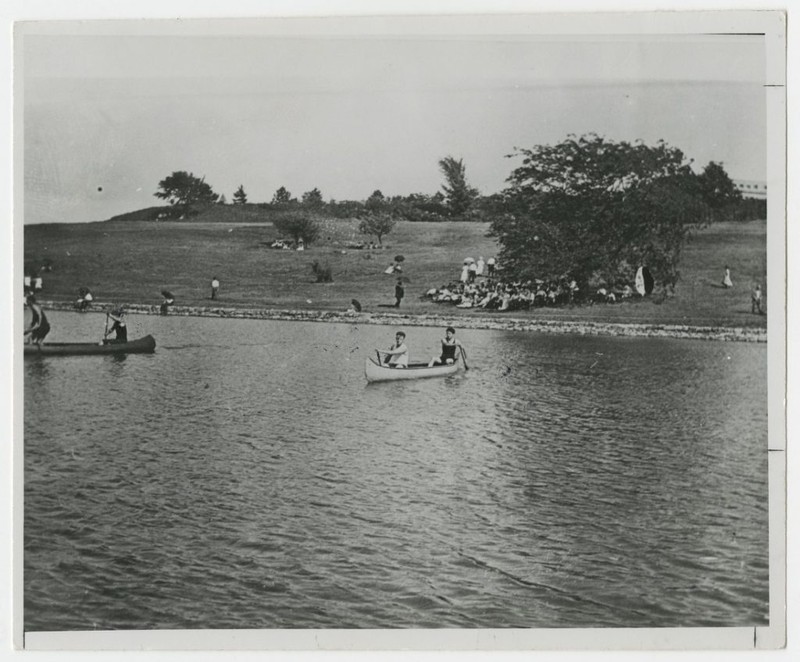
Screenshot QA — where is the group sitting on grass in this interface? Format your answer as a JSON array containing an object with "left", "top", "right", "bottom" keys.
[{"left": 424, "top": 278, "right": 638, "bottom": 311}]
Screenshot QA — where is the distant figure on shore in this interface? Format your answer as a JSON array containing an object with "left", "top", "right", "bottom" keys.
[
  {"left": 160, "top": 290, "right": 175, "bottom": 315},
  {"left": 376, "top": 331, "right": 408, "bottom": 368},
  {"left": 24, "top": 293, "right": 50, "bottom": 346},
  {"left": 486, "top": 256, "right": 496, "bottom": 278},
  {"left": 76, "top": 287, "right": 93, "bottom": 311},
  {"left": 428, "top": 326, "right": 465, "bottom": 367},
  {"left": 211, "top": 276, "right": 220, "bottom": 300},
  {"left": 105, "top": 308, "right": 128, "bottom": 344},
  {"left": 752, "top": 284, "right": 764, "bottom": 315},
  {"left": 722, "top": 265, "right": 733, "bottom": 288},
  {"left": 394, "top": 279, "right": 405, "bottom": 308}
]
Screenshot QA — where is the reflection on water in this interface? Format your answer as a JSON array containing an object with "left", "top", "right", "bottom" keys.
[{"left": 24, "top": 311, "right": 768, "bottom": 630}]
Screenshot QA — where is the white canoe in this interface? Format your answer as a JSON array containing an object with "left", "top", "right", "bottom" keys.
[{"left": 365, "top": 357, "right": 459, "bottom": 383}]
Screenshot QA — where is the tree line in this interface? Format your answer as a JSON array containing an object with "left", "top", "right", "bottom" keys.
[{"left": 154, "top": 135, "right": 760, "bottom": 293}]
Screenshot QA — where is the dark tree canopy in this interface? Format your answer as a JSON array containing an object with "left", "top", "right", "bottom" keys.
[
  {"left": 491, "top": 134, "right": 713, "bottom": 290},
  {"left": 271, "top": 210, "right": 321, "bottom": 246},
  {"left": 271, "top": 186, "right": 294, "bottom": 205},
  {"left": 697, "top": 161, "right": 742, "bottom": 209},
  {"left": 154, "top": 171, "right": 219, "bottom": 211},
  {"left": 301, "top": 188, "right": 324, "bottom": 208},
  {"left": 438, "top": 156, "right": 479, "bottom": 218},
  {"left": 232, "top": 185, "right": 248, "bottom": 205},
  {"left": 358, "top": 212, "right": 397, "bottom": 246},
  {"left": 365, "top": 190, "right": 388, "bottom": 214}
]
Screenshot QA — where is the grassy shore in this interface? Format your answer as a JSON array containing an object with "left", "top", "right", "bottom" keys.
[{"left": 24, "top": 215, "right": 767, "bottom": 334}]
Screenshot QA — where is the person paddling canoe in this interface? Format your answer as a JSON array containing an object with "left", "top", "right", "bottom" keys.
[
  {"left": 104, "top": 308, "right": 128, "bottom": 344},
  {"left": 428, "top": 326, "right": 467, "bottom": 368},
  {"left": 24, "top": 293, "right": 51, "bottom": 346},
  {"left": 376, "top": 331, "right": 408, "bottom": 368}
]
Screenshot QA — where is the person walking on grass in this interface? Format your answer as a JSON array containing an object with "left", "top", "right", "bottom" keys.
[
  {"left": 394, "top": 278, "right": 404, "bottom": 308},
  {"left": 211, "top": 276, "right": 220, "bottom": 300},
  {"left": 160, "top": 290, "right": 175, "bottom": 315},
  {"left": 722, "top": 265, "right": 733, "bottom": 288},
  {"left": 752, "top": 284, "right": 764, "bottom": 315}
]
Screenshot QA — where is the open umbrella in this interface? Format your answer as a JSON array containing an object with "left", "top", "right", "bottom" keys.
[
  {"left": 463, "top": 257, "right": 475, "bottom": 264},
  {"left": 394, "top": 255, "right": 405, "bottom": 263},
  {"left": 350, "top": 299, "right": 362, "bottom": 312},
  {"left": 396, "top": 275, "right": 412, "bottom": 284},
  {"left": 161, "top": 290, "right": 174, "bottom": 300}
]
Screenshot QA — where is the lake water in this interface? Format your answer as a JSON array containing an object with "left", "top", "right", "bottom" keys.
[{"left": 23, "top": 311, "right": 769, "bottom": 630}]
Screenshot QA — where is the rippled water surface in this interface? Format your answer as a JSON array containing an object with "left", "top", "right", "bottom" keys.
[{"left": 23, "top": 312, "right": 769, "bottom": 630}]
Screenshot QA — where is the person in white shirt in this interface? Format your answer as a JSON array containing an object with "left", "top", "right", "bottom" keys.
[{"left": 376, "top": 331, "right": 409, "bottom": 368}]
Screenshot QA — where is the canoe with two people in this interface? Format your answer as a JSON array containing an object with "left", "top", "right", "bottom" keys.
[{"left": 367, "top": 327, "right": 468, "bottom": 382}]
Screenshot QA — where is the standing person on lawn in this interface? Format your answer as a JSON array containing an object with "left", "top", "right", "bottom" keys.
[{"left": 394, "top": 278, "right": 404, "bottom": 308}]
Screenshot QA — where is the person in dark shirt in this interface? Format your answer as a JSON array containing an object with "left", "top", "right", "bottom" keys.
[
  {"left": 394, "top": 279, "right": 404, "bottom": 308},
  {"left": 105, "top": 308, "right": 128, "bottom": 344},
  {"left": 24, "top": 293, "right": 51, "bottom": 346},
  {"left": 428, "top": 326, "right": 465, "bottom": 366}
]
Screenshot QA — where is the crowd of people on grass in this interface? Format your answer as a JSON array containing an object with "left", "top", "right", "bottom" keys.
[{"left": 425, "top": 277, "right": 590, "bottom": 311}]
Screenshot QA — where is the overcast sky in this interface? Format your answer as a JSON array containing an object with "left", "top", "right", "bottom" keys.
[{"left": 21, "top": 27, "right": 767, "bottom": 224}]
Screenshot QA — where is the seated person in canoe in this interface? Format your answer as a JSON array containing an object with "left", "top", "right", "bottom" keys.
[
  {"left": 24, "top": 293, "right": 51, "bottom": 346},
  {"left": 428, "top": 326, "right": 466, "bottom": 367},
  {"left": 105, "top": 308, "right": 128, "bottom": 344},
  {"left": 376, "top": 331, "right": 409, "bottom": 368}
]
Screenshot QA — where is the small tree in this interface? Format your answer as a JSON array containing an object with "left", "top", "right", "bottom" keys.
[
  {"left": 439, "top": 156, "right": 479, "bottom": 218},
  {"left": 301, "top": 188, "right": 324, "bottom": 208},
  {"left": 358, "top": 212, "right": 397, "bottom": 246},
  {"left": 272, "top": 210, "right": 322, "bottom": 247},
  {"left": 154, "top": 171, "right": 219, "bottom": 215},
  {"left": 233, "top": 185, "right": 248, "bottom": 205},
  {"left": 271, "top": 186, "right": 293, "bottom": 205}
]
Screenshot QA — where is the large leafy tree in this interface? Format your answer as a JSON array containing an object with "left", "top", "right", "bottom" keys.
[
  {"left": 271, "top": 211, "right": 321, "bottom": 246},
  {"left": 491, "top": 134, "right": 710, "bottom": 290},
  {"left": 358, "top": 212, "right": 397, "bottom": 246},
  {"left": 154, "top": 171, "right": 219, "bottom": 213},
  {"left": 438, "top": 156, "right": 479, "bottom": 218}
]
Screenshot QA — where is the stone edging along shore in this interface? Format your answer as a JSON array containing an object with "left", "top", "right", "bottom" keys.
[{"left": 43, "top": 300, "right": 767, "bottom": 343}]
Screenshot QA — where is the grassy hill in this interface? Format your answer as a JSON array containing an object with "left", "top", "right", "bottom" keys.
[{"left": 23, "top": 211, "right": 768, "bottom": 329}]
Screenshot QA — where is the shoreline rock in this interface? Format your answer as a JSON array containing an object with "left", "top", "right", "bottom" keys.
[{"left": 43, "top": 300, "right": 767, "bottom": 343}]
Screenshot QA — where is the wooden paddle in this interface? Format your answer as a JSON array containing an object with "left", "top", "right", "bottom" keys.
[{"left": 460, "top": 346, "right": 470, "bottom": 371}]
